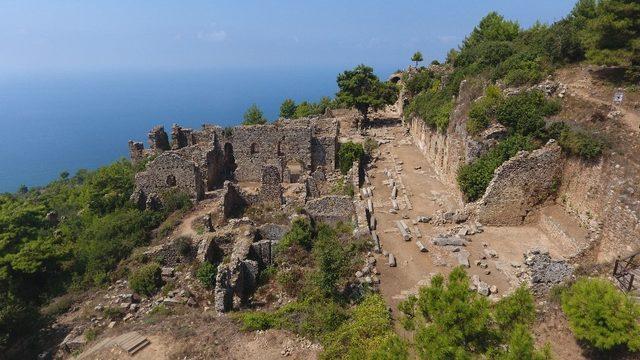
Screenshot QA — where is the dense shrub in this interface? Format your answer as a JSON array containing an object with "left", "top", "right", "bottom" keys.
[
  {"left": 561, "top": 278, "right": 640, "bottom": 352},
  {"left": 546, "top": 122, "right": 603, "bottom": 160},
  {"left": 160, "top": 191, "right": 192, "bottom": 214},
  {"left": 403, "top": 70, "right": 435, "bottom": 96},
  {"left": 0, "top": 159, "right": 172, "bottom": 349},
  {"left": 494, "top": 285, "right": 535, "bottom": 334},
  {"left": 414, "top": 267, "right": 492, "bottom": 358},
  {"left": 495, "top": 90, "right": 561, "bottom": 137},
  {"left": 337, "top": 142, "right": 365, "bottom": 175},
  {"left": 457, "top": 135, "right": 535, "bottom": 201},
  {"left": 129, "top": 263, "right": 162, "bottom": 296},
  {"left": 322, "top": 294, "right": 408, "bottom": 360},
  {"left": 467, "top": 85, "right": 503, "bottom": 135},
  {"left": 311, "top": 225, "right": 351, "bottom": 297},
  {"left": 277, "top": 217, "right": 314, "bottom": 251},
  {"left": 196, "top": 261, "right": 218, "bottom": 289},
  {"left": 279, "top": 98, "right": 297, "bottom": 119},
  {"left": 495, "top": 52, "right": 548, "bottom": 86},
  {"left": 404, "top": 85, "right": 454, "bottom": 132},
  {"left": 503, "top": 324, "right": 552, "bottom": 360}
]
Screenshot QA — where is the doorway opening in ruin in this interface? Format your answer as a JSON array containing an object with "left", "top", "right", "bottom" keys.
[
  {"left": 286, "top": 159, "right": 304, "bottom": 183},
  {"left": 277, "top": 138, "right": 285, "bottom": 157},
  {"left": 250, "top": 143, "right": 259, "bottom": 154},
  {"left": 166, "top": 174, "right": 176, "bottom": 186},
  {"left": 223, "top": 143, "right": 237, "bottom": 181}
]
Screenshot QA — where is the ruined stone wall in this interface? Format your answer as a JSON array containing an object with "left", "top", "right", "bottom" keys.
[
  {"left": 304, "top": 195, "right": 355, "bottom": 224},
  {"left": 231, "top": 123, "right": 312, "bottom": 182},
  {"left": 222, "top": 181, "right": 250, "bottom": 220},
  {"left": 408, "top": 80, "right": 484, "bottom": 198},
  {"left": 558, "top": 156, "right": 640, "bottom": 262},
  {"left": 260, "top": 165, "right": 283, "bottom": 205},
  {"left": 128, "top": 141, "right": 145, "bottom": 164},
  {"left": 131, "top": 153, "right": 204, "bottom": 208},
  {"left": 148, "top": 126, "right": 171, "bottom": 151},
  {"left": 476, "top": 141, "right": 563, "bottom": 226},
  {"left": 310, "top": 118, "right": 339, "bottom": 170},
  {"left": 175, "top": 144, "right": 218, "bottom": 191}
]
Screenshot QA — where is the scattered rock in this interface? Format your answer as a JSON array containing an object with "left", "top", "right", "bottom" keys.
[
  {"left": 456, "top": 250, "right": 470, "bottom": 268},
  {"left": 431, "top": 235, "right": 468, "bottom": 247},
  {"left": 416, "top": 216, "right": 432, "bottom": 223}
]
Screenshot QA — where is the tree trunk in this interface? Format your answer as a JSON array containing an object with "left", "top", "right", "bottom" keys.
[{"left": 360, "top": 109, "right": 369, "bottom": 133}]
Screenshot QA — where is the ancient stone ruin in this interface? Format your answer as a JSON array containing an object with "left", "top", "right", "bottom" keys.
[{"left": 129, "top": 118, "right": 339, "bottom": 209}]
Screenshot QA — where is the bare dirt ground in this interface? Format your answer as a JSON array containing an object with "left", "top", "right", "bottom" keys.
[
  {"left": 367, "top": 124, "right": 579, "bottom": 308},
  {"left": 77, "top": 312, "right": 319, "bottom": 360},
  {"left": 556, "top": 66, "right": 640, "bottom": 132}
]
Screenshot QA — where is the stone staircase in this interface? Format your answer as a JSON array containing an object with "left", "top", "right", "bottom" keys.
[{"left": 78, "top": 331, "right": 150, "bottom": 359}]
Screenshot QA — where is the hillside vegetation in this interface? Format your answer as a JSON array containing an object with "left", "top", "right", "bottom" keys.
[
  {"left": 0, "top": 160, "right": 189, "bottom": 350},
  {"left": 404, "top": 0, "right": 635, "bottom": 201}
]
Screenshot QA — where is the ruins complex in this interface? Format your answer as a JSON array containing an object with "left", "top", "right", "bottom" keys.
[{"left": 129, "top": 118, "right": 339, "bottom": 210}]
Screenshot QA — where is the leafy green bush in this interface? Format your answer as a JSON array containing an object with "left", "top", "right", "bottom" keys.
[
  {"left": 400, "top": 267, "right": 545, "bottom": 359},
  {"left": 239, "top": 311, "right": 281, "bottom": 331},
  {"left": 496, "top": 90, "right": 561, "bottom": 137},
  {"left": 330, "top": 177, "right": 355, "bottom": 197},
  {"left": 102, "top": 306, "right": 126, "bottom": 320},
  {"left": 467, "top": 85, "right": 503, "bottom": 135},
  {"left": 160, "top": 191, "right": 192, "bottom": 214},
  {"left": 503, "top": 324, "right": 552, "bottom": 360},
  {"left": 196, "top": 261, "right": 218, "bottom": 289},
  {"left": 277, "top": 217, "right": 314, "bottom": 251},
  {"left": 311, "top": 225, "right": 351, "bottom": 297},
  {"left": 403, "top": 70, "right": 435, "bottom": 96},
  {"left": 129, "top": 262, "right": 162, "bottom": 296},
  {"left": 337, "top": 142, "right": 365, "bottom": 175},
  {"left": 322, "top": 294, "right": 408, "bottom": 360},
  {"left": 561, "top": 278, "right": 640, "bottom": 352},
  {"left": 363, "top": 137, "right": 378, "bottom": 156},
  {"left": 494, "top": 285, "right": 535, "bottom": 334},
  {"left": 457, "top": 135, "right": 535, "bottom": 201},
  {"left": 404, "top": 84, "right": 454, "bottom": 132},
  {"left": 546, "top": 122, "right": 603, "bottom": 160},
  {"left": 495, "top": 52, "right": 548, "bottom": 86},
  {"left": 414, "top": 267, "right": 492, "bottom": 358}
]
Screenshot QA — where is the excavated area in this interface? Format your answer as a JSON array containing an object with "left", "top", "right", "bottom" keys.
[{"left": 366, "top": 123, "right": 586, "bottom": 311}]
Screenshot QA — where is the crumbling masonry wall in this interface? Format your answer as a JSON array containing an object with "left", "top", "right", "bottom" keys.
[
  {"left": 131, "top": 152, "right": 204, "bottom": 208},
  {"left": 558, "top": 155, "right": 640, "bottom": 262},
  {"left": 129, "top": 118, "right": 339, "bottom": 203},
  {"left": 230, "top": 123, "right": 312, "bottom": 182},
  {"left": 476, "top": 141, "right": 563, "bottom": 226},
  {"left": 408, "top": 79, "right": 485, "bottom": 203}
]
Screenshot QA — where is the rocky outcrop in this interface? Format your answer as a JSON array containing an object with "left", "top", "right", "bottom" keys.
[{"left": 214, "top": 229, "right": 259, "bottom": 313}]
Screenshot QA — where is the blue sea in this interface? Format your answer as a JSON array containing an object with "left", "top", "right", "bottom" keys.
[{"left": 0, "top": 67, "right": 392, "bottom": 192}]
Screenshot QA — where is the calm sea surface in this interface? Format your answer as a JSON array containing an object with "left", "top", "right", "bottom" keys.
[{"left": 0, "top": 67, "right": 392, "bottom": 192}]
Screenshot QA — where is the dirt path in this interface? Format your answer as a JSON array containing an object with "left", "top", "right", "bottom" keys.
[
  {"left": 368, "top": 125, "right": 509, "bottom": 309},
  {"left": 557, "top": 67, "right": 640, "bottom": 131}
]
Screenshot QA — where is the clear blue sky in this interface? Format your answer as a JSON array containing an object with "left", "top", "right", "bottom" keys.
[{"left": 0, "top": 0, "right": 576, "bottom": 74}]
